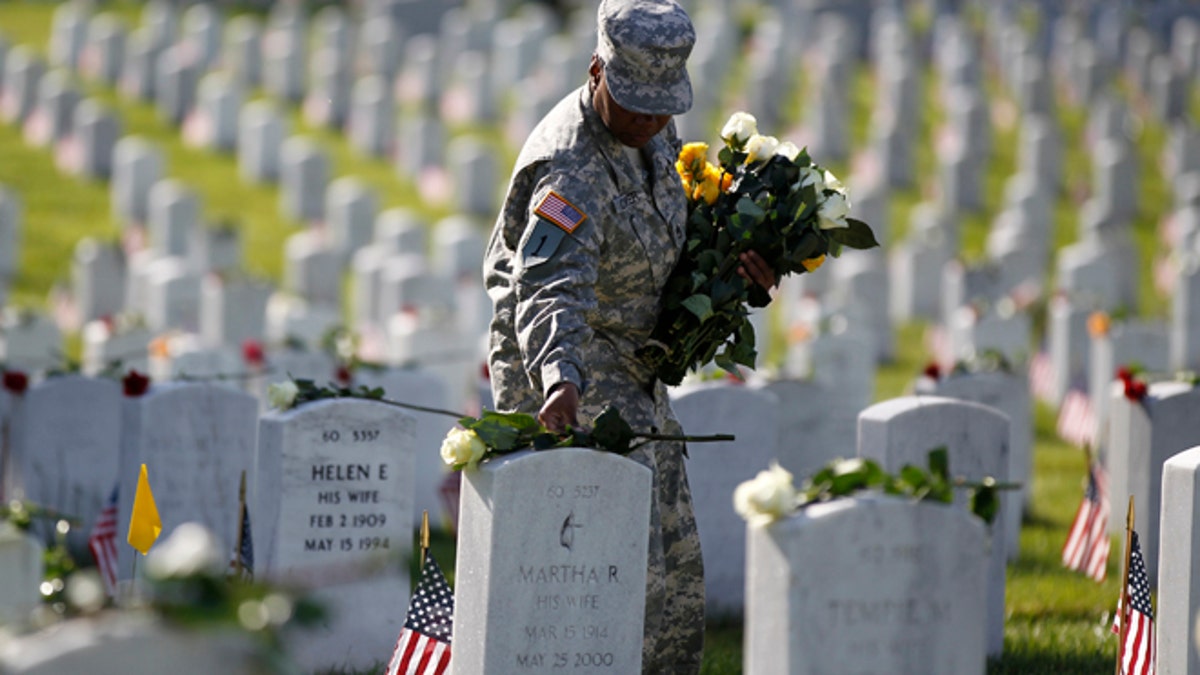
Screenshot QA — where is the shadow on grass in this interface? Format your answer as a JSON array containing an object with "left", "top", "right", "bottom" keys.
[{"left": 988, "top": 652, "right": 1111, "bottom": 675}]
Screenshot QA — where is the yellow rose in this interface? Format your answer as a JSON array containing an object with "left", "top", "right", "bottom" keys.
[
  {"left": 801, "top": 254, "right": 826, "bottom": 272},
  {"left": 720, "top": 171, "right": 733, "bottom": 192},
  {"left": 440, "top": 427, "right": 487, "bottom": 469},
  {"left": 693, "top": 164, "right": 723, "bottom": 205},
  {"left": 677, "top": 142, "right": 709, "bottom": 178}
]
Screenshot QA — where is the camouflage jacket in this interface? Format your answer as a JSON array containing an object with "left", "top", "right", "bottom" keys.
[{"left": 484, "top": 86, "right": 687, "bottom": 433}]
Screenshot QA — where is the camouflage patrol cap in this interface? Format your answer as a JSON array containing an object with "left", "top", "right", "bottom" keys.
[{"left": 596, "top": 0, "right": 695, "bottom": 116}]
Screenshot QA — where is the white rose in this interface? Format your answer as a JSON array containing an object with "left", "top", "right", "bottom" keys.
[
  {"left": 733, "top": 461, "right": 798, "bottom": 525},
  {"left": 743, "top": 134, "right": 779, "bottom": 164},
  {"left": 823, "top": 169, "right": 846, "bottom": 194},
  {"left": 145, "top": 522, "right": 224, "bottom": 579},
  {"left": 795, "top": 166, "right": 825, "bottom": 193},
  {"left": 818, "top": 192, "right": 851, "bottom": 230},
  {"left": 267, "top": 380, "right": 299, "bottom": 410},
  {"left": 335, "top": 332, "right": 357, "bottom": 362},
  {"left": 440, "top": 427, "right": 487, "bottom": 469},
  {"left": 720, "top": 111, "right": 758, "bottom": 147},
  {"left": 775, "top": 141, "right": 800, "bottom": 161}
]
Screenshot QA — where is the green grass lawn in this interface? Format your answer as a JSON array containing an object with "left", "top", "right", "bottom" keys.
[{"left": 0, "top": 2, "right": 1169, "bottom": 673}]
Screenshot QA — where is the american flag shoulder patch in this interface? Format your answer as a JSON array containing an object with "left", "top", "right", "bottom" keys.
[{"left": 535, "top": 190, "right": 587, "bottom": 234}]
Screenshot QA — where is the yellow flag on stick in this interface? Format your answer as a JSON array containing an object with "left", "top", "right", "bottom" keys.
[{"left": 127, "top": 464, "right": 162, "bottom": 554}]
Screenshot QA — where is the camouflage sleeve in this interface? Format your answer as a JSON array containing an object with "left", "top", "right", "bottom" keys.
[{"left": 512, "top": 176, "right": 601, "bottom": 398}]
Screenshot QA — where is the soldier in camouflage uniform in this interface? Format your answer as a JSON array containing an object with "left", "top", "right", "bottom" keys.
[{"left": 483, "top": 0, "right": 774, "bottom": 671}]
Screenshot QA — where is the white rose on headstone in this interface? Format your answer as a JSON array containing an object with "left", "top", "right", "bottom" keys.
[
  {"left": 743, "top": 134, "right": 779, "bottom": 164},
  {"left": 720, "top": 111, "right": 758, "bottom": 146},
  {"left": 440, "top": 427, "right": 486, "bottom": 469},
  {"left": 733, "top": 461, "right": 798, "bottom": 526},
  {"left": 145, "top": 522, "right": 224, "bottom": 579},
  {"left": 818, "top": 192, "right": 851, "bottom": 230},
  {"left": 267, "top": 380, "right": 299, "bottom": 410}
]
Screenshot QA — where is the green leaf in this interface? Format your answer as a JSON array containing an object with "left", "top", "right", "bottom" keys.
[
  {"left": 681, "top": 294, "right": 714, "bottom": 321},
  {"left": 746, "top": 283, "right": 771, "bottom": 308},
  {"left": 971, "top": 485, "right": 1000, "bottom": 524},
  {"left": 730, "top": 339, "right": 757, "bottom": 369},
  {"left": 532, "top": 433, "right": 560, "bottom": 450},
  {"left": 697, "top": 249, "right": 723, "bottom": 275},
  {"left": 824, "top": 218, "right": 880, "bottom": 250},
  {"left": 462, "top": 410, "right": 541, "bottom": 451},
  {"left": 713, "top": 351, "right": 740, "bottom": 379},
  {"left": 736, "top": 196, "right": 766, "bottom": 221},
  {"left": 590, "top": 407, "right": 637, "bottom": 454},
  {"left": 927, "top": 447, "right": 949, "bottom": 481},
  {"left": 467, "top": 420, "right": 522, "bottom": 451},
  {"left": 898, "top": 465, "right": 928, "bottom": 489}
]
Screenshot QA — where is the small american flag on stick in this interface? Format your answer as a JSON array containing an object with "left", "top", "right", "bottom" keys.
[
  {"left": 1056, "top": 389, "right": 1096, "bottom": 448},
  {"left": 88, "top": 485, "right": 119, "bottom": 595},
  {"left": 1112, "top": 531, "right": 1155, "bottom": 675},
  {"left": 1061, "top": 462, "right": 1110, "bottom": 582},
  {"left": 385, "top": 551, "right": 454, "bottom": 675}
]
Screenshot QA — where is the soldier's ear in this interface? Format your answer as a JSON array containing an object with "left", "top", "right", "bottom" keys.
[{"left": 588, "top": 54, "right": 602, "bottom": 89}]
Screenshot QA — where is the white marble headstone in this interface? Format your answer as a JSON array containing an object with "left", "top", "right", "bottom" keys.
[
  {"left": 454, "top": 448, "right": 651, "bottom": 675},
  {"left": 115, "top": 383, "right": 258, "bottom": 577},
  {"left": 257, "top": 398, "right": 416, "bottom": 672},
  {"left": 755, "top": 378, "right": 855, "bottom": 483},
  {"left": 0, "top": 524, "right": 43, "bottom": 626},
  {"left": 1106, "top": 380, "right": 1200, "bottom": 585},
  {"left": 11, "top": 376, "right": 122, "bottom": 552},
  {"left": 353, "top": 367, "right": 458, "bottom": 528},
  {"left": 745, "top": 496, "right": 987, "bottom": 675},
  {"left": 672, "top": 383, "right": 779, "bottom": 617},
  {"left": 0, "top": 611, "right": 278, "bottom": 674},
  {"left": 913, "top": 371, "right": 1031, "bottom": 561},
  {"left": 0, "top": 311, "right": 61, "bottom": 375},
  {"left": 1157, "top": 445, "right": 1200, "bottom": 674},
  {"left": 857, "top": 395, "right": 1009, "bottom": 656}
]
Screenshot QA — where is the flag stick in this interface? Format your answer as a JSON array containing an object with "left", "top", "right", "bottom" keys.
[
  {"left": 420, "top": 510, "right": 430, "bottom": 564},
  {"left": 1115, "top": 495, "right": 1135, "bottom": 675},
  {"left": 233, "top": 470, "right": 247, "bottom": 578},
  {"left": 0, "top": 417, "right": 10, "bottom": 503}
]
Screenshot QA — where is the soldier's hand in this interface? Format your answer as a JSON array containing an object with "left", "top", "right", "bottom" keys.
[
  {"left": 538, "top": 382, "right": 580, "bottom": 432},
  {"left": 738, "top": 250, "right": 777, "bottom": 291}
]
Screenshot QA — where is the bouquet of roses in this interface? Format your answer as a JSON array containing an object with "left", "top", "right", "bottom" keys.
[{"left": 637, "top": 112, "right": 879, "bottom": 385}]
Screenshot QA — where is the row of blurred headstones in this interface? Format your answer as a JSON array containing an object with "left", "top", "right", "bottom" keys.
[
  {"left": 3, "top": 354, "right": 1200, "bottom": 671},
  {"left": 4, "top": 0, "right": 1200, "bottom": 392}
]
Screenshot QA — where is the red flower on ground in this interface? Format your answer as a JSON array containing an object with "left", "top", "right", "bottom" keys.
[
  {"left": 1116, "top": 366, "right": 1134, "bottom": 383},
  {"left": 242, "top": 339, "right": 265, "bottom": 368},
  {"left": 123, "top": 370, "right": 150, "bottom": 397},
  {"left": 923, "top": 363, "right": 941, "bottom": 380},
  {"left": 335, "top": 365, "right": 352, "bottom": 386},
  {"left": 2, "top": 371, "right": 28, "bottom": 395},
  {"left": 1123, "top": 377, "right": 1147, "bottom": 402}
]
